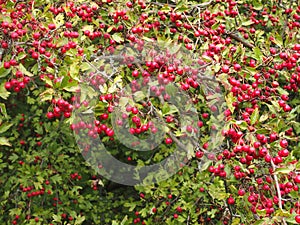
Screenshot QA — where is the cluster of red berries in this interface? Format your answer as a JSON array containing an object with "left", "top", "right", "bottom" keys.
[
  {"left": 70, "top": 172, "right": 82, "bottom": 180},
  {"left": 4, "top": 69, "right": 31, "bottom": 93},
  {"left": 46, "top": 98, "right": 73, "bottom": 119}
]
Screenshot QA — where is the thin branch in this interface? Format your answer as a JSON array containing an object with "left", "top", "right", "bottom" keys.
[
  {"left": 227, "top": 32, "right": 254, "bottom": 49},
  {"left": 271, "top": 160, "right": 287, "bottom": 225},
  {"left": 151, "top": 0, "right": 212, "bottom": 8}
]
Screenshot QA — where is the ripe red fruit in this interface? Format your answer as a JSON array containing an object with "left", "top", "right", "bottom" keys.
[
  {"left": 105, "top": 128, "right": 114, "bottom": 137},
  {"left": 222, "top": 65, "right": 230, "bottom": 73},
  {"left": 295, "top": 215, "right": 300, "bottom": 223},
  {"left": 132, "top": 70, "right": 139, "bottom": 77},
  {"left": 227, "top": 197, "right": 235, "bottom": 205},
  {"left": 233, "top": 63, "right": 241, "bottom": 71},
  {"left": 126, "top": 2, "right": 133, "bottom": 8},
  {"left": 195, "top": 151, "right": 203, "bottom": 158},
  {"left": 270, "top": 47, "right": 276, "bottom": 54},
  {"left": 194, "top": 31, "right": 200, "bottom": 37},
  {"left": 4, "top": 82, "right": 11, "bottom": 90},
  {"left": 165, "top": 137, "right": 173, "bottom": 145},
  {"left": 31, "top": 52, "right": 39, "bottom": 59},
  {"left": 197, "top": 121, "right": 203, "bottom": 127},
  {"left": 48, "top": 23, "right": 56, "bottom": 30},
  {"left": 46, "top": 112, "right": 54, "bottom": 119},
  {"left": 238, "top": 189, "right": 245, "bottom": 196},
  {"left": 185, "top": 43, "right": 193, "bottom": 50},
  {"left": 176, "top": 206, "right": 182, "bottom": 212},
  {"left": 186, "top": 125, "right": 193, "bottom": 133},
  {"left": 278, "top": 149, "right": 289, "bottom": 157},
  {"left": 173, "top": 214, "right": 178, "bottom": 219},
  {"left": 294, "top": 175, "right": 300, "bottom": 184},
  {"left": 33, "top": 32, "right": 40, "bottom": 40},
  {"left": 280, "top": 139, "right": 288, "bottom": 148},
  {"left": 131, "top": 107, "right": 139, "bottom": 114},
  {"left": 4, "top": 62, "right": 10, "bottom": 69}
]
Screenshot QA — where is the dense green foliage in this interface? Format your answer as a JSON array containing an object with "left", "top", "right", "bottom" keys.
[{"left": 1, "top": 0, "right": 300, "bottom": 224}]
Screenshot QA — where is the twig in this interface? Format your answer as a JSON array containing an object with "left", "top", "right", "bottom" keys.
[
  {"left": 151, "top": 0, "right": 212, "bottom": 8},
  {"left": 160, "top": 192, "right": 182, "bottom": 219},
  {"left": 223, "top": 179, "right": 233, "bottom": 223},
  {"left": 227, "top": 32, "right": 254, "bottom": 49},
  {"left": 270, "top": 160, "right": 287, "bottom": 225},
  {"left": 186, "top": 213, "right": 190, "bottom": 225},
  {"left": 82, "top": 56, "right": 113, "bottom": 82}
]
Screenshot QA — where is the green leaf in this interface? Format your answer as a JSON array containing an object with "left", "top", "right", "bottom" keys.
[
  {"left": 54, "top": 13, "right": 65, "bottom": 27},
  {"left": 225, "top": 92, "right": 236, "bottom": 113},
  {"left": 274, "top": 167, "right": 293, "bottom": 175},
  {"left": 112, "top": 33, "right": 124, "bottom": 43},
  {"left": 250, "top": 108, "right": 259, "bottom": 125},
  {"left": 50, "top": 174, "right": 62, "bottom": 184},
  {"left": 0, "top": 103, "right": 8, "bottom": 118},
  {"left": 211, "top": 22, "right": 219, "bottom": 30},
  {"left": 253, "top": 46, "right": 263, "bottom": 62},
  {"left": 0, "top": 122, "right": 13, "bottom": 134},
  {"left": 80, "top": 62, "right": 91, "bottom": 71},
  {"left": 272, "top": 32, "right": 283, "bottom": 47},
  {"left": 133, "top": 91, "right": 146, "bottom": 102},
  {"left": 163, "top": 105, "right": 178, "bottom": 115},
  {"left": 242, "top": 20, "right": 254, "bottom": 26},
  {"left": 169, "top": 44, "right": 181, "bottom": 54},
  {"left": 63, "top": 86, "right": 79, "bottom": 92},
  {"left": 0, "top": 82, "right": 10, "bottom": 100},
  {"left": 259, "top": 114, "right": 268, "bottom": 122},
  {"left": 16, "top": 52, "right": 27, "bottom": 61},
  {"left": 74, "top": 215, "right": 85, "bottom": 225},
  {"left": 277, "top": 87, "right": 289, "bottom": 96},
  {"left": 70, "top": 62, "right": 80, "bottom": 80},
  {"left": 18, "top": 63, "right": 34, "bottom": 77},
  {"left": 124, "top": 202, "right": 136, "bottom": 211},
  {"left": 252, "top": 0, "right": 263, "bottom": 10},
  {"left": 165, "top": 83, "right": 178, "bottom": 97},
  {"left": 253, "top": 218, "right": 270, "bottom": 225},
  {"left": 82, "top": 25, "right": 94, "bottom": 33},
  {"left": 0, "top": 67, "right": 11, "bottom": 78},
  {"left": 0, "top": 137, "right": 11, "bottom": 146},
  {"left": 52, "top": 215, "right": 62, "bottom": 223},
  {"left": 120, "top": 215, "right": 128, "bottom": 225},
  {"left": 9, "top": 153, "right": 18, "bottom": 162},
  {"left": 232, "top": 218, "right": 241, "bottom": 225},
  {"left": 41, "top": 76, "right": 53, "bottom": 87}
]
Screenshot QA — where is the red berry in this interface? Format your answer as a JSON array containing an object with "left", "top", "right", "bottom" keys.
[
  {"left": 195, "top": 151, "right": 203, "bottom": 158},
  {"left": 46, "top": 112, "right": 54, "bottom": 119},
  {"left": 176, "top": 206, "right": 182, "bottom": 212},
  {"left": 227, "top": 197, "right": 235, "bottom": 205},
  {"left": 280, "top": 139, "right": 288, "bottom": 148},
  {"left": 238, "top": 189, "right": 245, "bottom": 196},
  {"left": 233, "top": 63, "right": 241, "bottom": 71},
  {"left": 48, "top": 23, "right": 56, "bottom": 30},
  {"left": 294, "top": 175, "right": 300, "bottom": 184},
  {"left": 4, "top": 82, "right": 12, "bottom": 90},
  {"left": 31, "top": 52, "right": 39, "bottom": 59},
  {"left": 4, "top": 61, "right": 10, "bottom": 69},
  {"left": 295, "top": 215, "right": 300, "bottom": 223},
  {"left": 222, "top": 65, "right": 230, "bottom": 73},
  {"left": 131, "top": 107, "right": 139, "bottom": 114},
  {"left": 165, "top": 137, "right": 173, "bottom": 145}
]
